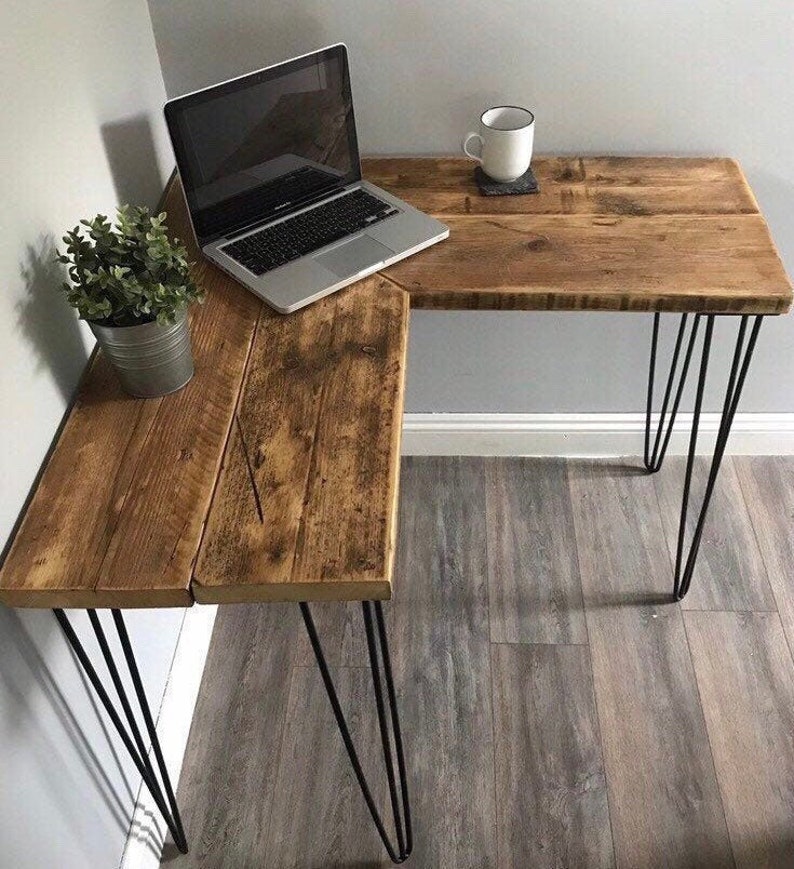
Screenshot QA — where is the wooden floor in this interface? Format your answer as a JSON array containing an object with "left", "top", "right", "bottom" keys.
[{"left": 164, "top": 457, "right": 794, "bottom": 869}]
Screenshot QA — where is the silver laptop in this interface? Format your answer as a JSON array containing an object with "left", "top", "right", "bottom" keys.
[{"left": 164, "top": 44, "right": 448, "bottom": 314}]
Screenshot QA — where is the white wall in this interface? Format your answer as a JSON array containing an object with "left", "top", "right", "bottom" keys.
[
  {"left": 0, "top": 3, "right": 186, "bottom": 867},
  {"left": 147, "top": 0, "right": 794, "bottom": 413}
]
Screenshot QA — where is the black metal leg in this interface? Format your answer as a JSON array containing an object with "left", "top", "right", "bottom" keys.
[
  {"left": 646, "top": 313, "right": 764, "bottom": 600},
  {"left": 53, "top": 609, "right": 188, "bottom": 854},
  {"left": 644, "top": 312, "right": 701, "bottom": 473},
  {"left": 672, "top": 314, "right": 763, "bottom": 600},
  {"left": 300, "top": 601, "right": 412, "bottom": 864}
]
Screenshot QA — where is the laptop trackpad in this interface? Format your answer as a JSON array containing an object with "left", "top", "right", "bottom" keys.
[{"left": 315, "top": 235, "right": 394, "bottom": 279}]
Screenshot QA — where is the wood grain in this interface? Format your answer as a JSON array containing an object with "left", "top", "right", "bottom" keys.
[
  {"left": 4, "top": 158, "right": 791, "bottom": 610},
  {"left": 166, "top": 457, "right": 794, "bottom": 868},
  {"left": 166, "top": 603, "right": 299, "bottom": 868},
  {"left": 485, "top": 458, "right": 586, "bottom": 644},
  {"left": 365, "top": 156, "right": 793, "bottom": 314},
  {"left": 735, "top": 457, "right": 794, "bottom": 656},
  {"left": 263, "top": 664, "right": 387, "bottom": 867},
  {"left": 383, "top": 212, "right": 792, "bottom": 314},
  {"left": 685, "top": 611, "right": 794, "bottom": 869},
  {"left": 0, "top": 176, "right": 261, "bottom": 608},
  {"left": 491, "top": 643, "right": 614, "bottom": 868},
  {"left": 568, "top": 460, "right": 734, "bottom": 868},
  {"left": 193, "top": 277, "right": 409, "bottom": 604},
  {"left": 654, "top": 457, "right": 776, "bottom": 612},
  {"left": 364, "top": 156, "right": 761, "bottom": 217},
  {"left": 389, "top": 457, "right": 498, "bottom": 867}
]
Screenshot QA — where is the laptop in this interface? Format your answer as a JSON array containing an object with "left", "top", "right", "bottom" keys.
[{"left": 164, "top": 44, "right": 449, "bottom": 314}]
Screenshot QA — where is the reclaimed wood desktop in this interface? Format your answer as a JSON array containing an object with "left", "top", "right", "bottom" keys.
[
  {"left": 0, "top": 177, "right": 408, "bottom": 610},
  {"left": 0, "top": 157, "right": 790, "bottom": 862}
]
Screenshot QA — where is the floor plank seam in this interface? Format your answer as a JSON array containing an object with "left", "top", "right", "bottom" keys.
[
  {"left": 681, "top": 606, "right": 778, "bottom": 614},
  {"left": 651, "top": 462, "right": 736, "bottom": 864},
  {"left": 168, "top": 457, "right": 794, "bottom": 868},
  {"left": 566, "top": 461, "right": 619, "bottom": 869},
  {"left": 734, "top": 459, "right": 794, "bottom": 668},
  {"left": 262, "top": 641, "right": 300, "bottom": 852},
  {"left": 482, "top": 459, "right": 502, "bottom": 869},
  {"left": 680, "top": 608, "right": 738, "bottom": 869},
  {"left": 489, "top": 640, "right": 590, "bottom": 648}
]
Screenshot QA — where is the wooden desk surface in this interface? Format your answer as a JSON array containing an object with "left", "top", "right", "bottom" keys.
[
  {"left": 1, "top": 156, "right": 790, "bottom": 609},
  {"left": 365, "top": 156, "right": 793, "bottom": 314},
  {"left": 0, "top": 176, "right": 407, "bottom": 608}
]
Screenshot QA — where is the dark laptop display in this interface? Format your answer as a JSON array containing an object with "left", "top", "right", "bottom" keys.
[
  {"left": 163, "top": 44, "right": 448, "bottom": 314},
  {"left": 165, "top": 45, "right": 360, "bottom": 244}
]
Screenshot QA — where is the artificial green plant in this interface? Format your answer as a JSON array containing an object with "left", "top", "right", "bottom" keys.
[{"left": 58, "top": 205, "right": 204, "bottom": 326}]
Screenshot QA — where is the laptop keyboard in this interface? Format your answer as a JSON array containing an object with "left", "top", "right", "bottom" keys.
[{"left": 221, "top": 189, "right": 400, "bottom": 276}]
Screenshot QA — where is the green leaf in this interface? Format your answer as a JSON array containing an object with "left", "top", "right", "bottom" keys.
[{"left": 57, "top": 204, "right": 205, "bottom": 324}]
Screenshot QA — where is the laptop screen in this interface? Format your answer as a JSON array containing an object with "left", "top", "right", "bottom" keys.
[{"left": 165, "top": 45, "right": 360, "bottom": 245}]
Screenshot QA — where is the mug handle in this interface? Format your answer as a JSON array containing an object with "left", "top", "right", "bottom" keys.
[{"left": 462, "top": 132, "right": 483, "bottom": 163}]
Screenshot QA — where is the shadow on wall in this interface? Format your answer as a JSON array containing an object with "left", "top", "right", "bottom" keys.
[
  {"left": 153, "top": 5, "right": 328, "bottom": 95},
  {"left": 15, "top": 116, "right": 165, "bottom": 409},
  {"left": 101, "top": 115, "right": 164, "bottom": 210},
  {"left": 16, "top": 238, "right": 88, "bottom": 405},
  {"left": 0, "top": 607, "right": 163, "bottom": 858}
]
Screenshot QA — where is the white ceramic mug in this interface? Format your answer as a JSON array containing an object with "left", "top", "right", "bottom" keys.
[{"left": 462, "top": 106, "right": 535, "bottom": 182}]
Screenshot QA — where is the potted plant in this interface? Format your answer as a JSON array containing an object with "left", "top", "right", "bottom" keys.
[{"left": 58, "top": 205, "right": 205, "bottom": 398}]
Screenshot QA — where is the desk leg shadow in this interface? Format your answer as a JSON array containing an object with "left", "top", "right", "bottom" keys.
[
  {"left": 300, "top": 601, "right": 412, "bottom": 865},
  {"left": 644, "top": 312, "right": 764, "bottom": 601},
  {"left": 53, "top": 609, "right": 189, "bottom": 855}
]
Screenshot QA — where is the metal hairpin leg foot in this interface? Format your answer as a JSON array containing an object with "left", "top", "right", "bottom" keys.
[
  {"left": 300, "top": 601, "right": 412, "bottom": 864},
  {"left": 53, "top": 609, "right": 188, "bottom": 854},
  {"left": 644, "top": 313, "right": 764, "bottom": 600}
]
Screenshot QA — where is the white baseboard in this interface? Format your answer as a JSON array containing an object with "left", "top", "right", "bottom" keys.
[
  {"left": 119, "top": 603, "right": 218, "bottom": 869},
  {"left": 401, "top": 412, "right": 794, "bottom": 456}
]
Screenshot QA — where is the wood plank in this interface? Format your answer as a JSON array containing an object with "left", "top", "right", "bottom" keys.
[
  {"left": 262, "top": 664, "right": 387, "bottom": 867},
  {"left": 654, "top": 457, "right": 776, "bottom": 611},
  {"left": 491, "top": 643, "right": 614, "bottom": 868},
  {"left": 166, "top": 455, "right": 794, "bottom": 869},
  {"left": 193, "top": 277, "right": 409, "bottom": 604},
  {"left": 165, "top": 603, "right": 298, "bottom": 867},
  {"left": 366, "top": 156, "right": 792, "bottom": 314},
  {"left": 568, "top": 460, "right": 734, "bottom": 868},
  {"left": 735, "top": 457, "right": 794, "bottom": 655},
  {"left": 485, "top": 458, "right": 587, "bottom": 644},
  {"left": 292, "top": 601, "right": 368, "bottom": 669},
  {"left": 389, "top": 457, "right": 498, "bottom": 866},
  {"left": 365, "top": 156, "right": 760, "bottom": 217},
  {"left": 382, "top": 212, "right": 792, "bottom": 314},
  {"left": 0, "top": 176, "right": 260, "bottom": 608},
  {"left": 685, "top": 611, "right": 794, "bottom": 869}
]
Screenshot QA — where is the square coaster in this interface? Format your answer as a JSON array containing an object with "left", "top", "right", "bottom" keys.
[{"left": 474, "top": 165, "right": 539, "bottom": 196}]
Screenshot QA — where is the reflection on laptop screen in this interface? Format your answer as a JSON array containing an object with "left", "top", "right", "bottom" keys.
[{"left": 166, "top": 47, "right": 358, "bottom": 242}]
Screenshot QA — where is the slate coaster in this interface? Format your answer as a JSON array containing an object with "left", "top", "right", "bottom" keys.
[{"left": 475, "top": 165, "right": 539, "bottom": 196}]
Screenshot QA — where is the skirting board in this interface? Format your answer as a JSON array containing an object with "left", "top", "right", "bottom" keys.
[
  {"left": 119, "top": 603, "right": 218, "bottom": 869},
  {"left": 401, "top": 413, "right": 794, "bottom": 456}
]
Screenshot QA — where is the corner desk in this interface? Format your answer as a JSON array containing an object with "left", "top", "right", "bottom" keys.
[{"left": 1, "top": 157, "right": 791, "bottom": 864}]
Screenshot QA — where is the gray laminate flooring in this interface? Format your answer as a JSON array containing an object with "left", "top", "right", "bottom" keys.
[{"left": 162, "top": 457, "right": 794, "bottom": 869}]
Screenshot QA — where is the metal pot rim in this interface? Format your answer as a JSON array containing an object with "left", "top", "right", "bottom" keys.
[{"left": 87, "top": 308, "right": 187, "bottom": 331}]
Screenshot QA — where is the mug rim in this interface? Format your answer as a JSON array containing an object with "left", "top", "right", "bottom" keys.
[{"left": 481, "top": 105, "right": 535, "bottom": 132}]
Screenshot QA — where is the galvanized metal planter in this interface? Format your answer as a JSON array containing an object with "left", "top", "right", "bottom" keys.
[{"left": 89, "top": 309, "right": 194, "bottom": 398}]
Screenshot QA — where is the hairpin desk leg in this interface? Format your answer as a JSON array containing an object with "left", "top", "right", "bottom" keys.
[
  {"left": 644, "top": 312, "right": 701, "bottom": 473},
  {"left": 644, "top": 313, "right": 764, "bottom": 600},
  {"left": 300, "top": 600, "right": 412, "bottom": 864},
  {"left": 53, "top": 609, "right": 188, "bottom": 854}
]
